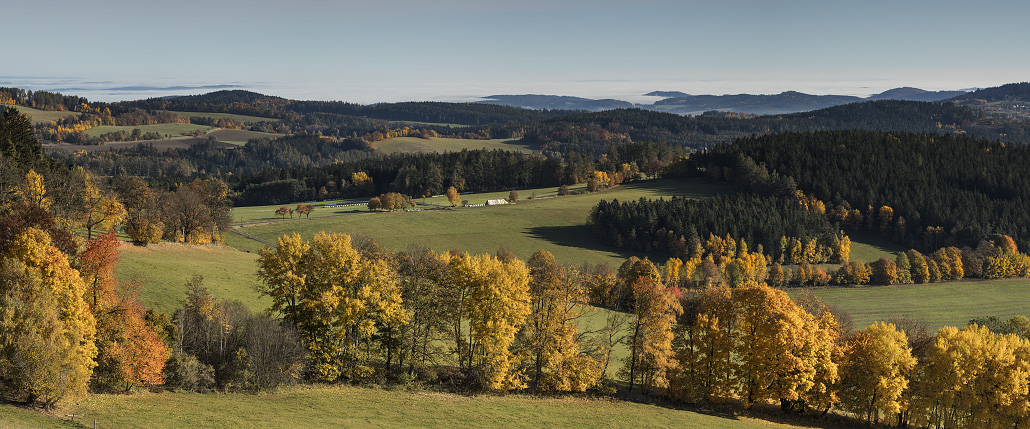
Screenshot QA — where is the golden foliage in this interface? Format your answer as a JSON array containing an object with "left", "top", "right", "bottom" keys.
[{"left": 0, "top": 228, "right": 97, "bottom": 407}]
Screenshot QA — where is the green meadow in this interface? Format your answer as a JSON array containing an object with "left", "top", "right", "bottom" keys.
[
  {"left": 115, "top": 243, "right": 266, "bottom": 315},
  {"left": 170, "top": 110, "right": 282, "bottom": 123},
  {"left": 373, "top": 136, "right": 540, "bottom": 154},
  {"left": 227, "top": 178, "right": 737, "bottom": 267},
  {"left": 2, "top": 104, "right": 80, "bottom": 125},
  {"left": 84, "top": 123, "right": 214, "bottom": 138},
  {"left": 802, "top": 278, "right": 1030, "bottom": 331}
]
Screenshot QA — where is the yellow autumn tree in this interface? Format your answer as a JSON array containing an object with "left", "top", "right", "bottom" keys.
[
  {"left": 663, "top": 257, "right": 683, "bottom": 289},
  {"left": 256, "top": 233, "right": 311, "bottom": 326},
  {"left": 908, "top": 324, "right": 1030, "bottom": 428},
  {"left": 71, "top": 168, "right": 126, "bottom": 239},
  {"left": 449, "top": 252, "right": 531, "bottom": 390},
  {"left": 621, "top": 258, "right": 682, "bottom": 394},
  {"left": 672, "top": 284, "right": 735, "bottom": 402},
  {"left": 16, "top": 170, "right": 49, "bottom": 210},
  {"left": 838, "top": 322, "right": 916, "bottom": 424},
  {"left": 0, "top": 228, "right": 97, "bottom": 408},
  {"left": 256, "top": 232, "right": 406, "bottom": 382},
  {"left": 522, "top": 250, "right": 600, "bottom": 392},
  {"left": 731, "top": 282, "right": 833, "bottom": 410},
  {"left": 446, "top": 186, "right": 460, "bottom": 206}
]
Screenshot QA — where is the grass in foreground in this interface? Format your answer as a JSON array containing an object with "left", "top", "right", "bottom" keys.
[
  {"left": 373, "top": 136, "right": 540, "bottom": 154},
  {"left": 230, "top": 178, "right": 736, "bottom": 267},
  {"left": 115, "top": 242, "right": 267, "bottom": 315},
  {"left": 2, "top": 385, "right": 796, "bottom": 429},
  {"left": 801, "top": 277, "right": 1030, "bottom": 331}
]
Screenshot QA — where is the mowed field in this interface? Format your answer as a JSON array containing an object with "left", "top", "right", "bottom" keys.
[
  {"left": 0, "top": 385, "right": 809, "bottom": 429},
  {"left": 2, "top": 104, "right": 80, "bottom": 124},
  {"left": 228, "top": 178, "right": 737, "bottom": 267},
  {"left": 170, "top": 110, "right": 282, "bottom": 123},
  {"left": 373, "top": 136, "right": 540, "bottom": 154},
  {"left": 84, "top": 123, "right": 214, "bottom": 138},
  {"left": 802, "top": 278, "right": 1030, "bottom": 331}
]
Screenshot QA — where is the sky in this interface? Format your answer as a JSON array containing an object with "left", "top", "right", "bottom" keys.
[{"left": 5, "top": 0, "right": 1029, "bottom": 103}]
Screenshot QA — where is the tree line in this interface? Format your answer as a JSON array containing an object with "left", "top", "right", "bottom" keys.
[
  {"left": 589, "top": 193, "right": 847, "bottom": 265},
  {"left": 250, "top": 230, "right": 1030, "bottom": 425},
  {"left": 693, "top": 130, "right": 1030, "bottom": 252}
]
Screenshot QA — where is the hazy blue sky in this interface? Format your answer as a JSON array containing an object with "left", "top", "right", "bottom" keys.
[{"left": 5, "top": 0, "right": 1028, "bottom": 103}]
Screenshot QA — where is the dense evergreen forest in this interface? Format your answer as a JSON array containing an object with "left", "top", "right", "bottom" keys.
[
  {"left": 694, "top": 130, "right": 1030, "bottom": 251},
  {"left": 589, "top": 194, "right": 846, "bottom": 264}
]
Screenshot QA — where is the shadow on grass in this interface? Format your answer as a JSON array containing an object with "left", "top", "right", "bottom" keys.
[
  {"left": 615, "top": 177, "right": 739, "bottom": 199},
  {"left": 612, "top": 391, "right": 868, "bottom": 429},
  {"left": 524, "top": 225, "right": 658, "bottom": 264}
]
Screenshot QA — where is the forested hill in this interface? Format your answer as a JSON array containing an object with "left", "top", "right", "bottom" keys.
[
  {"left": 477, "top": 94, "right": 635, "bottom": 111},
  {"left": 516, "top": 99, "right": 1030, "bottom": 155},
  {"left": 651, "top": 91, "right": 863, "bottom": 115},
  {"left": 694, "top": 130, "right": 1030, "bottom": 252},
  {"left": 947, "top": 82, "right": 1030, "bottom": 103},
  {"left": 125, "top": 91, "right": 568, "bottom": 125}
]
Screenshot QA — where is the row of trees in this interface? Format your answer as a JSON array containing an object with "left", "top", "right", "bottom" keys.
[
  {"left": 257, "top": 234, "right": 620, "bottom": 391},
  {"left": 678, "top": 283, "right": 1030, "bottom": 426},
  {"left": 251, "top": 230, "right": 1030, "bottom": 426},
  {"left": 274, "top": 204, "right": 313, "bottom": 219}
]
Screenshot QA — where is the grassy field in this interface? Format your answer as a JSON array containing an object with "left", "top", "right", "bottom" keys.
[
  {"left": 388, "top": 120, "right": 465, "bottom": 128},
  {"left": 84, "top": 123, "right": 214, "bottom": 138},
  {"left": 170, "top": 111, "right": 282, "bottom": 123},
  {"left": 801, "top": 278, "right": 1030, "bottom": 331},
  {"left": 0, "top": 385, "right": 808, "bottom": 429},
  {"left": 2, "top": 104, "right": 80, "bottom": 124},
  {"left": 115, "top": 242, "right": 267, "bottom": 315},
  {"left": 373, "top": 136, "right": 540, "bottom": 154},
  {"left": 207, "top": 128, "right": 283, "bottom": 145},
  {"left": 228, "top": 178, "right": 737, "bottom": 267},
  {"left": 232, "top": 198, "right": 372, "bottom": 224},
  {"left": 846, "top": 231, "right": 907, "bottom": 263}
]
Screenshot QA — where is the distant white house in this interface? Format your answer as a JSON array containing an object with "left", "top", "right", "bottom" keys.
[{"left": 486, "top": 199, "right": 509, "bottom": 206}]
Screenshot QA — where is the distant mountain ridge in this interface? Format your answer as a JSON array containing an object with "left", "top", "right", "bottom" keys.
[
  {"left": 644, "top": 91, "right": 689, "bottom": 98},
  {"left": 867, "top": 87, "right": 967, "bottom": 102},
  {"left": 479, "top": 87, "right": 972, "bottom": 115},
  {"left": 476, "top": 94, "right": 633, "bottom": 111},
  {"left": 946, "top": 82, "right": 1030, "bottom": 103},
  {"left": 651, "top": 91, "right": 863, "bottom": 115}
]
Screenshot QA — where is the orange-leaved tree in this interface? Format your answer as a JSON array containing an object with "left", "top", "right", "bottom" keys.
[{"left": 77, "top": 231, "right": 168, "bottom": 391}]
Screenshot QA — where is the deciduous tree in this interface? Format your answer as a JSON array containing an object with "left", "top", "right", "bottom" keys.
[
  {"left": 839, "top": 322, "right": 916, "bottom": 424},
  {"left": 0, "top": 228, "right": 97, "bottom": 408}
]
